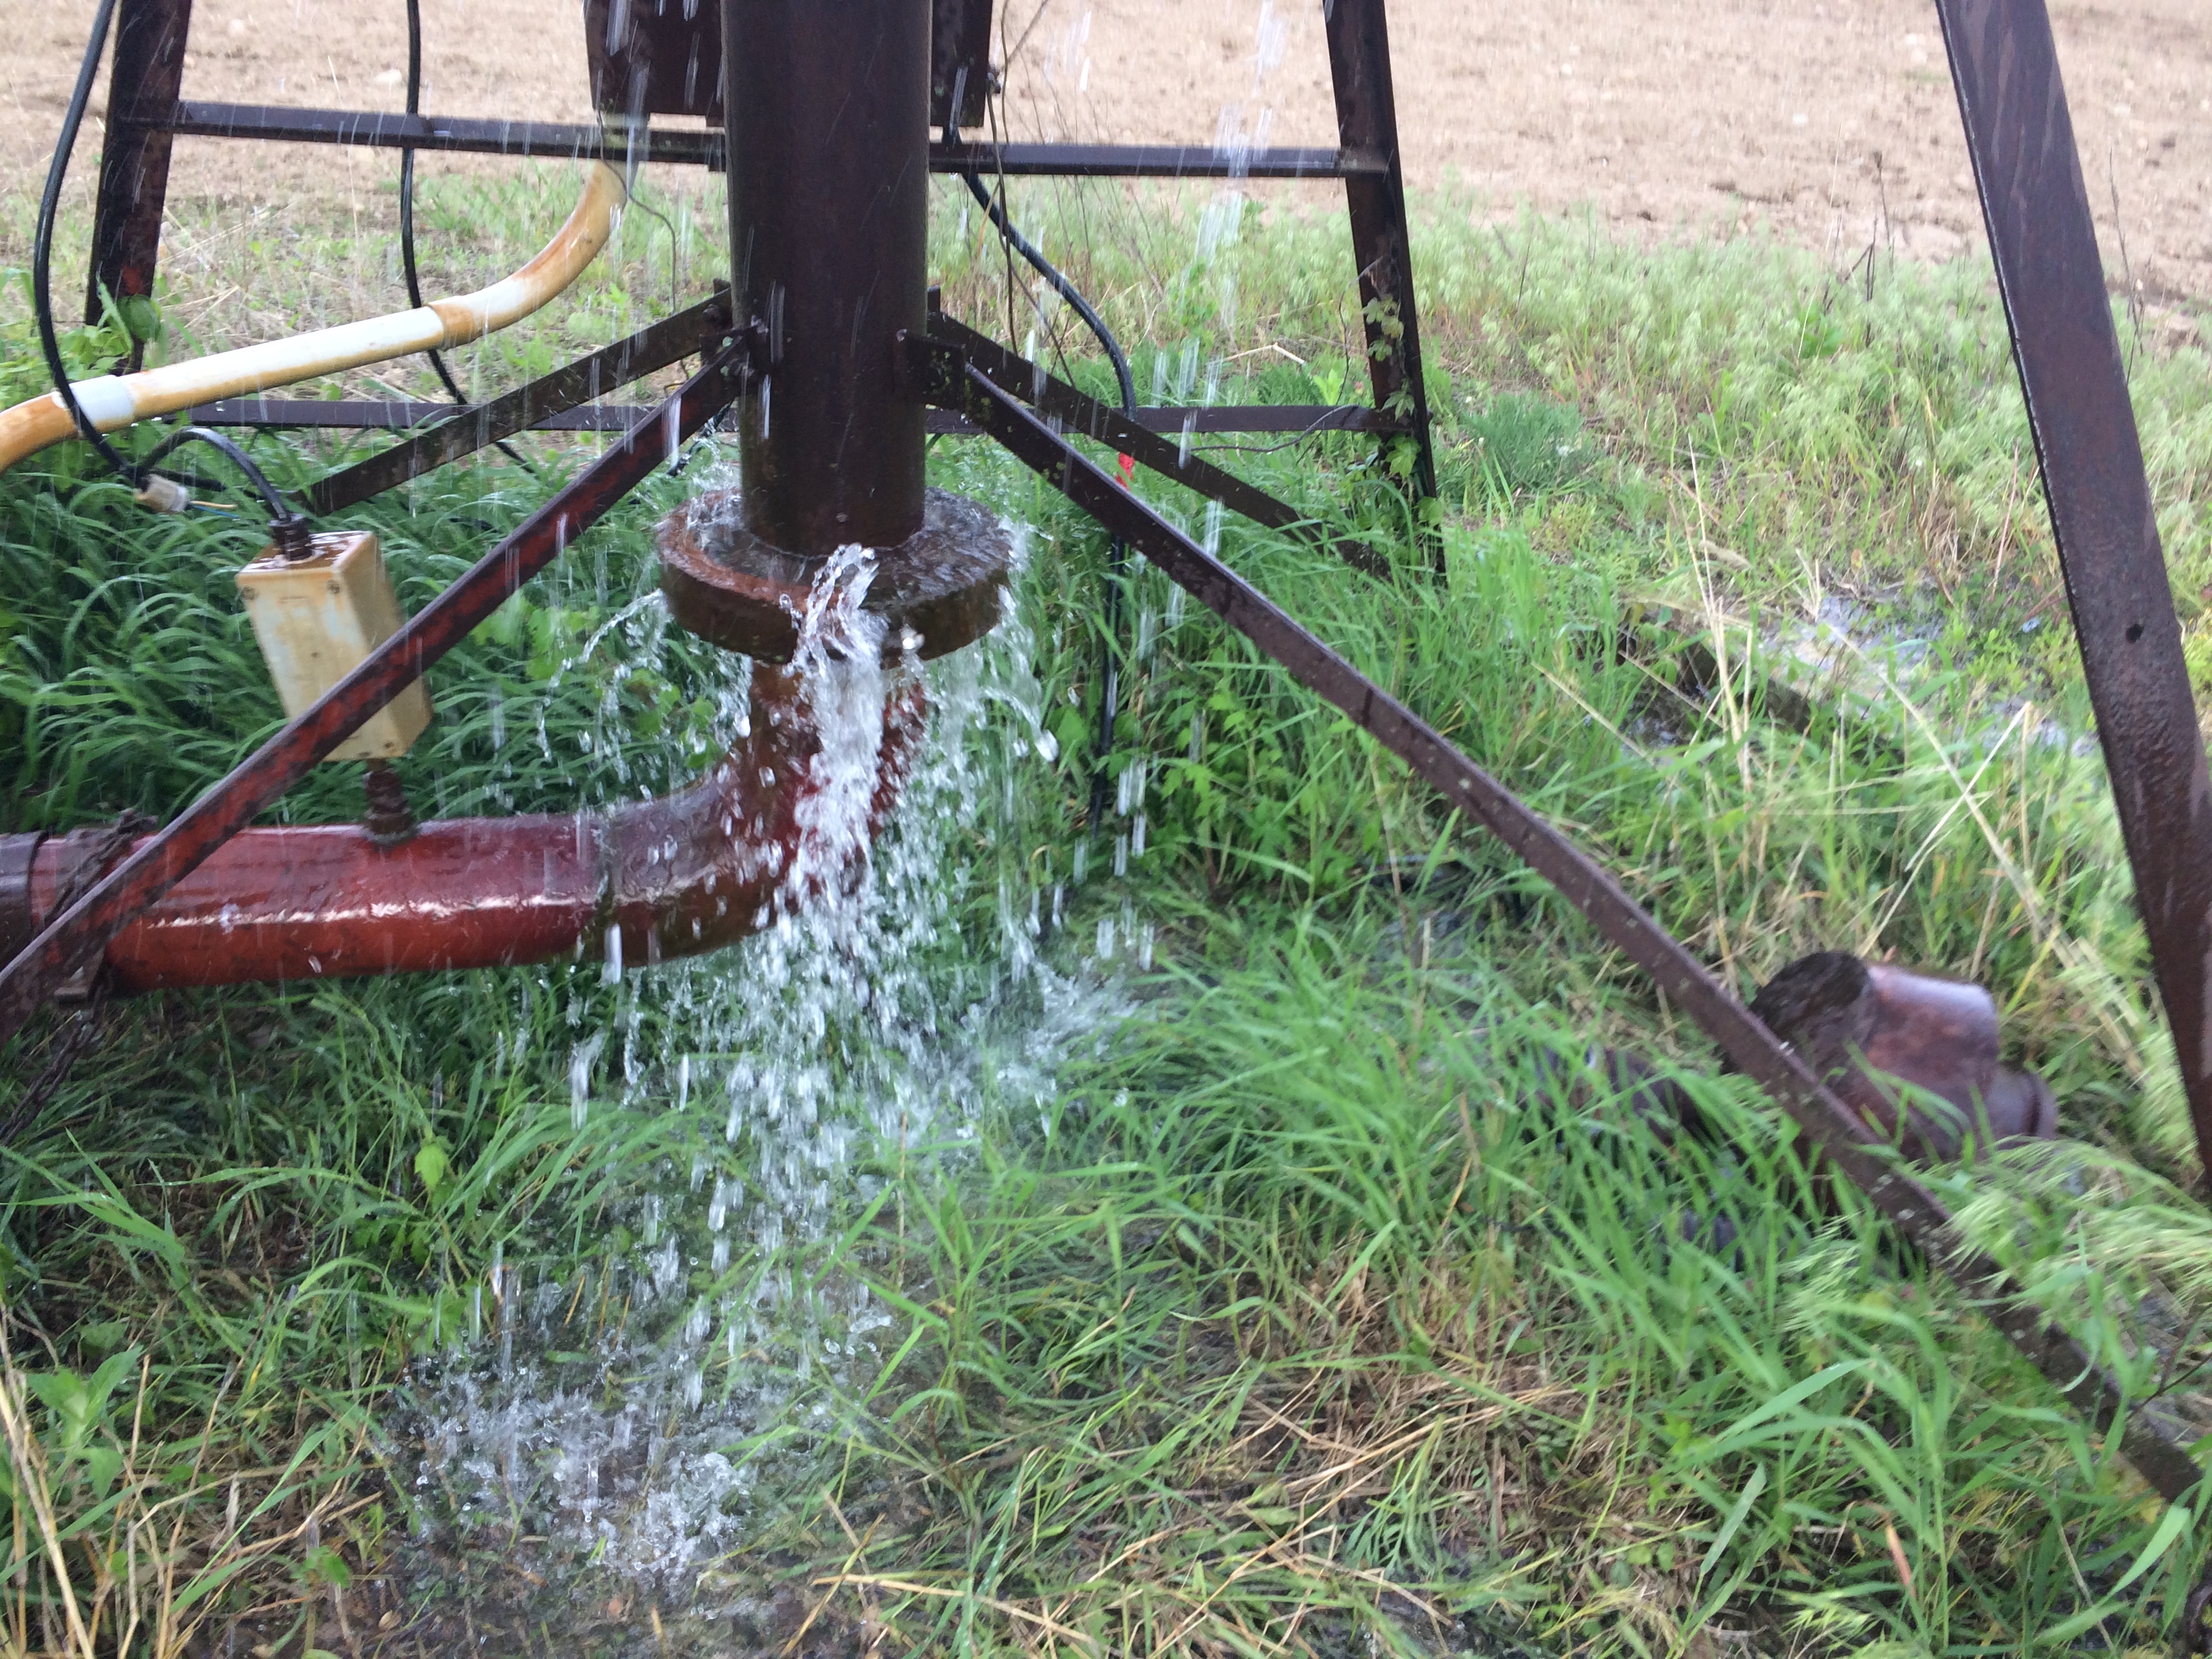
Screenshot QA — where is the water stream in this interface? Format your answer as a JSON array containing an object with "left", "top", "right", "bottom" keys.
[{"left": 391, "top": 505, "right": 1124, "bottom": 1622}]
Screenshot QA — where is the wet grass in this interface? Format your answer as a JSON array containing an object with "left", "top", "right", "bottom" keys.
[{"left": 3, "top": 165, "right": 2212, "bottom": 1654}]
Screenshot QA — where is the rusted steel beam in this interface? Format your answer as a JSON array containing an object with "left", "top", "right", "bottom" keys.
[
  {"left": 85, "top": 0, "right": 192, "bottom": 331},
  {"left": 1937, "top": 1, "right": 2212, "bottom": 1191},
  {"left": 306, "top": 291, "right": 732, "bottom": 514},
  {"left": 131, "top": 102, "right": 1385, "bottom": 180},
  {"left": 199, "top": 394, "right": 1397, "bottom": 441},
  {"left": 917, "top": 333, "right": 2205, "bottom": 1503},
  {"left": 1322, "top": 0, "right": 1437, "bottom": 515},
  {"left": 927, "top": 313, "right": 1393, "bottom": 579}
]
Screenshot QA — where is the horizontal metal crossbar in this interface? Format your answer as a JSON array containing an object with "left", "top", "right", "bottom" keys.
[
  {"left": 190, "top": 397, "right": 1397, "bottom": 438},
  {"left": 190, "top": 398, "right": 636, "bottom": 432},
  {"left": 128, "top": 102, "right": 1385, "bottom": 178}
]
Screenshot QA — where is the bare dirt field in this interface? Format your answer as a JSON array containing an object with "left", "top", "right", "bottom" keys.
[{"left": 4, "top": 1, "right": 2210, "bottom": 300}]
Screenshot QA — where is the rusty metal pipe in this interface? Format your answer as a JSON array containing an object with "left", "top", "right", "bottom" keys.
[
  {"left": 1747, "top": 952, "right": 2057, "bottom": 1164},
  {"left": 2, "top": 666, "right": 922, "bottom": 993}
]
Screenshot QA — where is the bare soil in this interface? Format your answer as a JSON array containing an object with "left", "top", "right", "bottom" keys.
[{"left": 4, "top": 0, "right": 2210, "bottom": 300}]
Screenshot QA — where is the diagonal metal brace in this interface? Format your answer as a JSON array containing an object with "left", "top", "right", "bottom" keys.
[
  {"left": 925, "top": 314, "right": 1395, "bottom": 581},
  {"left": 909, "top": 328, "right": 2207, "bottom": 1504},
  {"left": 1938, "top": 0, "right": 2212, "bottom": 1194},
  {"left": 308, "top": 290, "right": 734, "bottom": 514},
  {"left": 0, "top": 342, "right": 753, "bottom": 1050}
]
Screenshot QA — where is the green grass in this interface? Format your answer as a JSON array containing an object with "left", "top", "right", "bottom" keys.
[{"left": 4, "top": 163, "right": 2212, "bottom": 1655}]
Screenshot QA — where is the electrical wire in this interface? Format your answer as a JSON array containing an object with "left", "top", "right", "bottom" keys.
[
  {"left": 35, "top": 0, "right": 134, "bottom": 482},
  {"left": 401, "top": 0, "right": 532, "bottom": 472},
  {"left": 138, "top": 427, "right": 299, "bottom": 531},
  {"left": 35, "top": 0, "right": 308, "bottom": 548},
  {"left": 956, "top": 171, "right": 1136, "bottom": 417},
  {"left": 949, "top": 118, "right": 1136, "bottom": 826}
]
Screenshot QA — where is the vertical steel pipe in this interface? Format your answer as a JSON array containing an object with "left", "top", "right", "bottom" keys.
[{"left": 724, "top": 0, "right": 930, "bottom": 556}]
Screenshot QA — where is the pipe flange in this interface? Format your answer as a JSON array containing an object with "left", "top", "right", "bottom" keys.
[{"left": 658, "top": 487, "right": 1010, "bottom": 663}]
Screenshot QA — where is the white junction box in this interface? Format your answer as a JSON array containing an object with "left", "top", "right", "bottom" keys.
[{"left": 236, "top": 530, "right": 432, "bottom": 761}]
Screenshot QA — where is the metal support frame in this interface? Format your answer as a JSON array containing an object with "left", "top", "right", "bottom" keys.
[
  {"left": 85, "top": 0, "right": 192, "bottom": 333},
  {"left": 1324, "top": 0, "right": 1437, "bottom": 506},
  {"left": 194, "top": 396, "right": 1399, "bottom": 441},
  {"left": 305, "top": 290, "right": 732, "bottom": 514},
  {"left": 23, "top": 0, "right": 2209, "bottom": 1558},
  {"left": 82, "top": 0, "right": 1436, "bottom": 501},
  {"left": 928, "top": 310, "right": 1391, "bottom": 579},
  {"left": 133, "top": 104, "right": 1385, "bottom": 179},
  {"left": 1938, "top": 0, "right": 2212, "bottom": 1193},
  {"left": 901, "top": 325, "right": 2197, "bottom": 1502}
]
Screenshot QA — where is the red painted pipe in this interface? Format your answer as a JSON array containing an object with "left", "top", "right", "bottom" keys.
[{"left": 10, "top": 665, "right": 923, "bottom": 993}]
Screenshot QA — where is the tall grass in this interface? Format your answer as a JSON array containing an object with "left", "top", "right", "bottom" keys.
[{"left": 3, "top": 164, "right": 2212, "bottom": 1652}]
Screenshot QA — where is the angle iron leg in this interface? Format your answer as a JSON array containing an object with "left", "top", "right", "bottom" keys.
[
  {"left": 1323, "top": 0, "right": 1438, "bottom": 519},
  {"left": 914, "top": 331, "right": 2206, "bottom": 1504},
  {"left": 1938, "top": 1, "right": 2212, "bottom": 1192},
  {"left": 86, "top": 0, "right": 193, "bottom": 352}
]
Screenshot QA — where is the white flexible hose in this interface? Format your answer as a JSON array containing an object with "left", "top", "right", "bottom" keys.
[{"left": 0, "top": 160, "right": 628, "bottom": 477}]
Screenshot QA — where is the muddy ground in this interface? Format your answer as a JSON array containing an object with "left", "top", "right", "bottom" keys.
[{"left": 3, "top": 1, "right": 2209, "bottom": 300}]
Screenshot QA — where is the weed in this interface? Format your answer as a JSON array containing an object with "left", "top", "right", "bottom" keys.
[{"left": 4, "top": 167, "right": 2212, "bottom": 1654}]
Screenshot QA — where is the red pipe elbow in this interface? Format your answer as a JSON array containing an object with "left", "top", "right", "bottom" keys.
[{"left": 4, "top": 665, "right": 925, "bottom": 993}]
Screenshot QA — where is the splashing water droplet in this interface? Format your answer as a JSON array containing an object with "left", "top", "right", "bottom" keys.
[{"left": 570, "top": 1033, "right": 605, "bottom": 1130}]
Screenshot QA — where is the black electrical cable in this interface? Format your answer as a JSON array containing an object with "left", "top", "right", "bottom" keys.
[
  {"left": 401, "top": 0, "right": 531, "bottom": 471},
  {"left": 949, "top": 119, "right": 1136, "bottom": 827},
  {"left": 35, "top": 0, "right": 308, "bottom": 552},
  {"left": 956, "top": 168, "right": 1136, "bottom": 417},
  {"left": 138, "top": 427, "right": 300, "bottom": 532},
  {"left": 35, "top": 0, "right": 135, "bottom": 482}
]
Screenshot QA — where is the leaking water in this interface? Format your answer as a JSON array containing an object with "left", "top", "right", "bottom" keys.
[{"left": 394, "top": 488, "right": 1125, "bottom": 1616}]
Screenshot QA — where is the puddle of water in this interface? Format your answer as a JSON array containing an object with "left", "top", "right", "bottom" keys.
[{"left": 1628, "top": 587, "right": 2100, "bottom": 760}]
